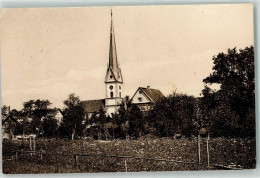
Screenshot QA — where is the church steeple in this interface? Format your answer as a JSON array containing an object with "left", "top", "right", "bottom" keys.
[
  {"left": 109, "top": 9, "right": 119, "bottom": 70},
  {"left": 105, "top": 9, "right": 123, "bottom": 115},
  {"left": 105, "top": 9, "right": 123, "bottom": 83}
]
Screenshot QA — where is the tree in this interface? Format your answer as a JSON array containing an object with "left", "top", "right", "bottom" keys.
[
  {"left": 22, "top": 99, "right": 52, "bottom": 135},
  {"left": 202, "top": 46, "right": 255, "bottom": 137},
  {"left": 42, "top": 118, "right": 58, "bottom": 138},
  {"left": 128, "top": 105, "right": 143, "bottom": 138},
  {"left": 105, "top": 115, "right": 117, "bottom": 139},
  {"left": 97, "top": 109, "right": 107, "bottom": 139},
  {"left": 1, "top": 105, "right": 9, "bottom": 117},
  {"left": 114, "top": 96, "right": 143, "bottom": 139},
  {"left": 147, "top": 93, "right": 197, "bottom": 137},
  {"left": 62, "top": 93, "right": 85, "bottom": 140}
]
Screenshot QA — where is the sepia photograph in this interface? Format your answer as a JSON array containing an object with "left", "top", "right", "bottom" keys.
[{"left": 0, "top": 4, "right": 256, "bottom": 174}]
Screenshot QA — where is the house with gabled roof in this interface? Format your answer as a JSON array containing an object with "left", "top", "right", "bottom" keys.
[
  {"left": 2, "top": 114, "right": 18, "bottom": 139},
  {"left": 41, "top": 108, "right": 64, "bottom": 126},
  {"left": 131, "top": 86, "right": 165, "bottom": 111}
]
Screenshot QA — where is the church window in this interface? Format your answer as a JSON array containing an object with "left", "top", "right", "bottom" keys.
[
  {"left": 110, "top": 75, "right": 113, "bottom": 79},
  {"left": 138, "top": 97, "right": 142, "bottom": 102},
  {"left": 110, "top": 85, "right": 113, "bottom": 90},
  {"left": 110, "top": 92, "right": 113, "bottom": 98},
  {"left": 119, "top": 86, "right": 121, "bottom": 90},
  {"left": 119, "top": 92, "right": 121, "bottom": 98},
  {"left": 139, "top": 90, "right": 142, "bottom": 94}
]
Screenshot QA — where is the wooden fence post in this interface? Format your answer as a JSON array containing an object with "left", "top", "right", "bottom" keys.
[
  {"left": 74, "top": 154, "right": 78, "bottom": 168},
  {"left": 33, "top": 137, "right": 36, "bottom": 150},
  {"left": 172, "top": 161, "right": 175, "bottom": 171},
  {"left": 206, "top": 133, "right": 210, "bottom": 168},
  {"left": 198, "top": 134, "right": 201, "bottom": 164},
  {"left": 124, "top": 158, "right": 128, "bottom": 172},
  {"left": 29, "top": 137, "right": 32, "bottom": 150}
]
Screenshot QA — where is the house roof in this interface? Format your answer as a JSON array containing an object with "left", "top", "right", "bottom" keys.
[
  {"left": 2, "top": 115, "right": 18, "bottom": 125},
  {"left": 13, "top": 116, "right": 28, "bottom": 121},
  {"left": 81, "top": 99, "right": 105, "bottom": 113},
  {"left": 139, "top": 87, "right": 165, "bottom": 103},
  {"left": 47, "top": 108, "right": 63, "bottom": 117}
]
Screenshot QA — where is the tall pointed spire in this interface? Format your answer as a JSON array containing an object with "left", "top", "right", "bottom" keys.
[
  {"left": 109, "top": 9, "right": 119, "bottom": 70},
  {"left": 104, "top": 9, "right": 124, "bottom": 116}
]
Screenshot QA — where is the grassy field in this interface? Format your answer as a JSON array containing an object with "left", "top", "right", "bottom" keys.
[{"left": 2, "top": 137, "right": 256, "bottom": 174}]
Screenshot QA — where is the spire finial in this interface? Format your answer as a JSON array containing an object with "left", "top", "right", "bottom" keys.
[{"left": 111, "top": 8, "right": 113, "bottom": 18}]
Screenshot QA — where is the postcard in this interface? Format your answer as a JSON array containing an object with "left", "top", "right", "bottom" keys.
[{"left": 0, "top": 4, "right": 255, "bottom": 173}]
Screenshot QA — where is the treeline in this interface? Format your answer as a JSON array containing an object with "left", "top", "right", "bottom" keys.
[
  {"left": 2, "top": 46, "right": 255, "bottom": 139},
  {"left": 83, "top": 94, "right": 198, "bottom": 140},
  {"left": 200, "top": 46, "right": 255, "bottom": 138}
]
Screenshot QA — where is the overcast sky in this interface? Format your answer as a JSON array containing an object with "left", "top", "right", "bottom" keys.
[{"left": 0, "top": 4, "right": 254, "bottom": 110}]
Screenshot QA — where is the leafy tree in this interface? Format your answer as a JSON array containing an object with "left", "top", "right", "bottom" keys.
[
  {"left": 147, "top": 93, "right": 197, "bottom": 137},
  {"left": 42, "top": 118, "right": 58, "bottom": 138},
  {"left": 202, "top": 46, "right": 255, "bottom": 137},
  {"left": 97, "top": 109, "right": 107, "bottom": 139},
  {"left": 22, "top": 99, "right": 52, "bottom": 135},
  {"left": 114, "top": 96, "right": 143, "bottom": 139},
  {"left": 105, "top": 114, "right": 117, "bottom": 139},
  {"left": 128, "top": 105, "right": 143, "bottom": 138},
  {"left": 1, "top": 105, "right": 9, "bottom": 117},
  {"left": 62, "top": 93, "right": 85, "bottom": 140}
]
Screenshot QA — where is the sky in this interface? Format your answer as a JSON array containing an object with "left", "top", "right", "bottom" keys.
[{"left": 0, "top": 4, "right": 254, "bottom": 110}]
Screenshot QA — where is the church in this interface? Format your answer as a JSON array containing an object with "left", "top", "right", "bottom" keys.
[{"left": 82, "top": 10, "right": 164, "bottom": 117}]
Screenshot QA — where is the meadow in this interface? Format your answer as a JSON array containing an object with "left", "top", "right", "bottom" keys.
[{"left": 2, "top": 137, "right": 256, "bottom": 174}]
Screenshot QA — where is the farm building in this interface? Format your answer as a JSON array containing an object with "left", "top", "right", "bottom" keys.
[
  {"left": 2, "top": 113, "right": 35, "bottom": 140},
  {"left": 44, "top": 108, "right": 64, "bottom": 126},
  {"left": 2, "top": 114, "right": 18, "bottom": 139},
  {"left": 131, "top": 86, "right": 165, "bottom": 111}
]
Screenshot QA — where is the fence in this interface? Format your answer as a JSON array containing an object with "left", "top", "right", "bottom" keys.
[
  {"left": 73, "top": 153, "right": 208, "bottom": 172},
  {"left": 4, "top": 150, "right": 243, "bottom": 172},
  {"left": 4, "top": 150, "right": 208, "bottom": 172}
]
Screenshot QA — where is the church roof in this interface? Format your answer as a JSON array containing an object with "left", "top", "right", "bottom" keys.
[
  {"left": 109, "top": 10, "right": 118, "bottom": 71},
  {"left": 139, "top": 87, "right": 165, "bottom": 103},
  {"left": 81, "top": 99, "right": 105, "bottom": 113},
  {"left": 105, "top": 9, "right": 123, "bottom": 83}
]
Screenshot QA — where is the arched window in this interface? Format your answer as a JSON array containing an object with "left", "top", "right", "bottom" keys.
[
  {"left": 119, "top": 92, "right": 121, "bottom": 98},
  {"left": 110, "top": 92, "right": 113, "bottom": 98}
]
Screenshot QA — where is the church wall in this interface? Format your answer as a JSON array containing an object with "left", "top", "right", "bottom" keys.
[
  {"left": 106, "top": 106, "right": 117, "bottom": 116},
  {"left": 105, "top": 98, "right": 117, "bottom": 105},
  {"left": 105, "top": 82, "right": 122, "bottom": 99},
  {"left": 105, "top": 98, "right": 123, "bottom": 106}
]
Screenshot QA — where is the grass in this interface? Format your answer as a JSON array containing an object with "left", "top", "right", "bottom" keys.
[{"left": 2, "top": 137, "right": 256, "bottom": 174}]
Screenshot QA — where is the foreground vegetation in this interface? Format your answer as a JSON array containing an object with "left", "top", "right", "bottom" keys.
[{"left": 2, "top": 137, "right": 256, "bottom": 174}]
